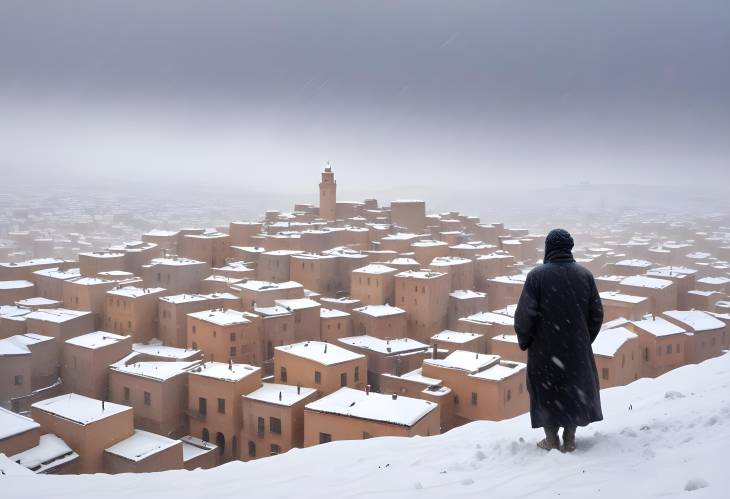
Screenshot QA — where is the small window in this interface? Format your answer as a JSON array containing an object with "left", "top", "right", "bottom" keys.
[
  {"left": 14, "top": 375, "right": 23, "bottom": 386},
  {"left": 192, "top": 325, "right": 196, "bottom": 333},
  {"left": 677, "top": 343, "right": 681, "bottom": 353},
  {"left": 363, "top": 432, "right": 373, "bottom": 439},
  {"left": 218, "top": 398, "right": 226, "bottom": 414},
  {"left": 144, "top": 391, "right": 151, "bottom": 405},
  {"left": 666, "top": 344, "right": 672, "bottom": 354},
  {"left": 506, "top": 389, "right": 512, "bottom": 402},
  {"left": 257, "top": 417, "right": 265, "bottom": 437},
  {"left": 248, "top": 440, "right": 256, "bottom": 457},
  {"left": 127, "top": 321, "right": 132, "bottom": 329},
  {"left": 280, "top": 366, "right": 288, "bottom": 383},
  {"left": 340, "top": 372, "right": 347, "bottom": 387},
  {"left": 199, "top": 397, "right": 207, "bottom": 415},
  {"left": 124, "top": 386, "right": 130, "bottom": 401},
  {"left": 354, "top": 366, "right": 360, "bottom": 382},
  {"left": 319, "top": 432, "right": 332, "bottom": 444},
  {"left": 230, "top": 346, "right": 237, "bottom": 357},
  {"left": 271, "top": 444, "right": 281, "bottom": 455},
  {"left": 270, "top": 417, "right": 282, "bottom": 435},
  {"left": 315, "top": 371, "right": 322, "bottom": 384},
  {"left": 230, "top": 332, "right": 236, "bottom": 342},
  {"left": 602, "top": 368, "right": 609, "bottom": 380},
  {"left": 471, "top": 392, "right": 478, "bottom": 406},
  {"left": 202, "top": 428, "right": 210, "bottom": 442}
]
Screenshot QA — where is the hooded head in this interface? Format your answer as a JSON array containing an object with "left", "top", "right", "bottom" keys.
[{"left": 544, "top": 228, "right": 575, "bottom": 263}]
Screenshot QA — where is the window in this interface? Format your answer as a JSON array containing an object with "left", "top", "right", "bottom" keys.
[
  {"left": 282, "top": 323, "right": 287, "bottom": 331},
  {"left": 230, "top": 332, "right": 236, "bottom": 341},
  {"left": 232, "top": 436, "right": 238, "bottom": 458},
  {"left": 144, "top": 391, "right": 151, "bottom": 405},
  {"left": 192, "top": 341, "right": 198, "bottom": 350},
  {"left": 340, "top": 372, "right": 347, "bottom": 387},
  {"left": 124, "top": 386, "right": 130, "bottom": 401},
  {"left": 319, "top": 432, "right": 332, "bottom": 444},
  {"left": 199, "top": 397, "right": 207, "bottom": 415},
  {"left": 621, "top": 355, "right": 625, "bottom": 368},
  {"left": 667, "top": 344, "right": 672, "bottom": 354},
  {"left": 519, "top": 383, "right": 524, "bottom": 394},
  {"left": 192, "top": 325, "right": 196, "bottom": 333},
  {"left": 202, "top": 428, "right": 209, "bottom": 442},
  {"left": 270, "top": 417, "right": 282, "bottom": 434},
  {"left": 14, "top": 375, "right": 23, "bottom": 386},
  {"left": 280, "top": 366, "right": 288, "bottom": 383},
  {"left": 248, "top": 441, "right": 256, "bottom": 457},
  {"left": 314, "top": 371, "right": 322, "bottom": 384},
  {"left": 257, "top": 417, "right": 265, "bottom": 437},
  {"left": 506, "top": 389, "right": 512, "bottom": 402},
  {"left": 644, "top": 347, "right": 649, "bottom": 361},
  {"left": 471, "top": 392, "right": 478, "bottom": 406},
  {"left": 354, "top": 366, "right": 360, "bottom": 382},
  {"left": 657, "top": 346, "right": 662, "bottom": 356},
  {"left": 677, "top": 343, "right": 681, "bottom": 353},
  {"left": 602, "top": 368, "right": 609, "bottom": 380},
  {"left": 127, "top": 321, "right": 132, "bottom": 329},
  {"left": 271, "top": 444, "right": 281, "bottom": 456},
  {"left": 230, "top": 346, "right": 237, "bottom": 357},
  {"left": 363, "top": 432, "right": 373, "bottom": 439},
  {"left": 218, "top": 398, "right": 226, "bottom": 414}
]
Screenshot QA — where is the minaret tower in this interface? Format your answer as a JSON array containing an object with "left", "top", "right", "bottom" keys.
[{"left": 319, "top": 163, "right": 337, "bottom": 221}]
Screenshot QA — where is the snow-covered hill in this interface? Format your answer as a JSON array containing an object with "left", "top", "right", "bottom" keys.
[{"left": 4, "top": 353, "right": 729, "bottom": 498}]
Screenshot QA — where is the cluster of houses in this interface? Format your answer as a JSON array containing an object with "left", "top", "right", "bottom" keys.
[{"left": 0, "top": 166, "right": 728, "bottom": 475}]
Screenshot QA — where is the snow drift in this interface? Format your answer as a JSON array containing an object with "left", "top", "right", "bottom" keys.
[{"left": 3, "top": 353, "right": 729, "bottom": 498}]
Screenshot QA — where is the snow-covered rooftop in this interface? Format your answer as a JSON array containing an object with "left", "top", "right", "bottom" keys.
[
  {"left": 631, "top": 317, "right": 687, "bottom": 337},
  {"left": 189, "top": 361, "right": 260, "bottom": 382},
  {"left": 490, "top": 333, "right": 519, "bottom": 344},
  {"left": 66, "top": 331, "right": 130, "bottom": 349},
  {"left": 663, "top": 310, "right": 725, "bottom": 332},
  {"left": 0, "top": 406, "right": 40, "bottom": 440},
  {"left": 395, "top": 269, "right": 447, "bottom": 280},
  {"left": 235, "top": 280, "right": 303, "bottom": 292},
  {"left": 470, "top": 360, "right": 526, "bottom": 382},
  {"left": 132, "top": 341, "right": 199, "bottom": 360},
  {"left": 111, "top": 355, "right": 199, "bottom": 381},
  {"left": 320, "top": 308, "right": 350, "bottom": 319},
  {"left": 305, "top": 387, "right": 437, "bottom": 427},
  {"left": 11, "top": 433, "right": 78, "bottom": 473},
  {"left": 0, "top": 279, "right": 34, "bottom": 289},
  {"left": 449, "top": 289, "right": 486, "bottom": 300},
  {"left": 352, "top": 264, "right": 398, "bottom": 275},
  {"left": 32, "top": 393, "right": 131, "bottom": 425},
  {"left": 463, "top": 311, "right": 514, "bottom": 326},
  {"left": 25, "top": 308, "right": 90, "bottom": 324},
  {"left": 620, "top": 275, "right": 673, "bottom": 290},
  {"left": 592, "top": 327, "right": 638, "bottom": 357},
  {"left": 275, "top": 298, "right": 321, "bottom": 311},
  {"left": 107, "top": 286, "right": 166, "bottom": 298},
  {"left": 276, "top": 341, "right": 364, "bottom": 366},
  {"left": 105, "top": 430, "right": 180, "bottom": 462},
  {"left": 431, "top": 330, "right": 483, "bottom": 344},
  {"left": 188, "top": 309, "right": 252, "bottom": 327},
  {"left": 245, "top": 382, "right": 317, "bottom": 407},
  {"left": 338, "top": 335, "right": 428, "bottom": 355},
  {"left": 353, "top": 304, "right": 406, "bottom": 317},
  {"left": 424, "top": 350, "right": 500, "bottom": 373},
  {"left": 600, "top": 291, "right": 648, "bottom": 304}
]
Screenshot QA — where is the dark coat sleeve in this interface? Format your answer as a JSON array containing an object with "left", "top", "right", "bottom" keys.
[
  {"left": 587, "top": 276, "right": 604, "bottom": 342},
  {"left": 515, "top": 272, "right": 539, "bottom": 351}
]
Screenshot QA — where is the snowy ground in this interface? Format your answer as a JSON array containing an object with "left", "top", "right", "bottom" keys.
[{"left": 3, "top": 353, "right": 729, "bottom": 498}]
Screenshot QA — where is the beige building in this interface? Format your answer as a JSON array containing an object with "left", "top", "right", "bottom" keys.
[
  {"left": 319, "top": 166, "right": 337, "bottom": 221},
  {"left": 422, "top": 351, "right": 528, "bottom": 424},
  {"left": 320, "top": 308, "right": 352, "bottom": 343},
  {"left": 24, "top": 308, "right": 95, "bottom": 343},
  {"left": 0, "top": 280, "right": 35, "bottom": 305},
  {"left": 254, "top": 306, "right": 296, "bottom": 364},
  {"left": 290, "top": 253, "right": 338, "bottom": 296},
  {"left": 62, "top": 276, "right": 116, "bottom": 328},
  {"left": 487, "top": 334, "right": 527, "bottom": 362},
  {"left": 258, "top": 250, "right": 304, "bottom": 283},
  {"left": 628, "top": 317, "right": 689, "bottom": 378},
  {"left": 78, "top": 251, "right": 126, "bottom": 277},
  {"left": 431, "top": 329, "right": 487, "bottom": 355},
  {"left": 599, "top": 291, "right": 651, "bottom": 321},
  {"left": 242, "top": 382, "right": 317, "bottom": 460},
  {"left": 188, "top": 309, "right": 262, "bottom": 365},
  {"left": 104, "top": 429, "right": 183, "bottom": 473},
  {"left": 31, "top": 267, "right": 81, "bottom": 301},
  {"left": 429, "top": 256, "right": 475, "bottom": 291},
  {"left": 274, "top": 341, "right": 367, "bottom": 395},
  {"left": 0, "top": 336, "right": 32, "bottom": 407},
  {"left": 448, "top": 290, "right": 488, "bottom": 329},
  {"left": 179, "top": 231, "right": 230, "bottom": 268},
  {"left": 592, "top": 327, "right": 641, "bottom": 388},
  {"left": 235, "top": 280, "right": 305, "bottom": 311},
  {"left": 618, "top": 275, "right": 677, "bottom": 315},
  {"left": 474, "top": 251, "right": 516, "bottom": 292},
  {"left": 337, "top": 335, "right": 430, "bottom": 391},
  {"left": 303, "top": 387, "right": 439, "bottom": 446},
  {"left": 158, "top": 292, "right": 237, "bottom": 348},
  {"left": 187, "top": 362, "right": 261, "bottom": 461},
  {"left": 0, "top": 258, "right": 65, "bottom": 282},
  {"left": 109, "top": 353, "right": 198, "bottom": 437},
  {"left": 410, "top": 240, "right": 449, "bottom": 266},
  {"left": 31, "top": 393, "right": 134, "bottom": 473},
  {"left": 662, "top": 310, "right": 726, "bottom": 365},
  {"left": 351, "top": 304, "right": 407, "bottom": 339},
  {"left": 0, "top": 406, "right": 41, "bottom": 457},
  {"left": 142, "top": 257, "right": 209, "bottom": 295},
  {"left": 62, "top": 331, "right": 132, "bottom": 400},
  {"left": 485, "top": 274, "right": 526, "bottom": 311},
  {"left": 395, "top": 270, "right": 450, "bottom": 343},
  {"left": 390, "top": 200, "right": 426, "bottom": 233},
  {"left": 350, "top": 264, "right": 398, "bottom": 306},
  {"left": 105, "top": 286, "right": 166, "bottom": 343},
  {"left": 275, "top": 298, "right": 322, "bottom": 343}
]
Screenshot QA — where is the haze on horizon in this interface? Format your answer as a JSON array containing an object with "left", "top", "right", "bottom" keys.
[{"left": 1, "top": 1, "right": 728, "bottom": 202}]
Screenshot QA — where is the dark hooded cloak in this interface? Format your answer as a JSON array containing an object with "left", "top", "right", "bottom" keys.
[{"left": 514, "top": 229, "right": 604, "bottom": 428}]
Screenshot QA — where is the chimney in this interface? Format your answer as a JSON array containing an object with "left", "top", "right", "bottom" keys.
[
  {"left": 279, "top": 391, "right": 282, "bottom": 401},
  {"left": 391, "top": 393, "right": 397, "bottom": 400},
  {"left": 229, "top": 359, "right": 233, "bottom": 370},
  {"left": 324, "top": 343, "right": 328, "bottom": 354},
  {"left": 102, "top": 400, "right": 105, "bottom": 411},
  {"left": 432, "top": 343, "right": 437, "bottom": 359},
  {"left": 366, "top": 384, "right": 371, "bottom": 395},
  {"left": 297, "top": 384, "right": 301, "bottom": 395}
]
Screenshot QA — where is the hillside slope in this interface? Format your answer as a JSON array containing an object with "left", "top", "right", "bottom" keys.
[{"left": 3, "top": 353, "right": 729, "bottom": 498}]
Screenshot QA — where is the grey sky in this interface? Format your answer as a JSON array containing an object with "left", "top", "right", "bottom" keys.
[{"left": 1, "top": 1, "right": 729, "bottom": 203}]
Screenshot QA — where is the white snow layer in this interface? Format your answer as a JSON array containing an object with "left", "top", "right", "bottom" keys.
[{"left": 3, "top": 353, "right": 730, "bottom": 498}]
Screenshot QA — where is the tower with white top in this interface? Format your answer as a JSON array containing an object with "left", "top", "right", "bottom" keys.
[{"left": 319, "top": 163, "right": 337, "bottom": 221}]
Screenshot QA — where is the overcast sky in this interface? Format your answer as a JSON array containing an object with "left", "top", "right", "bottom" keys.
[{"left": 1, "top": 1, "right": 728, "bottom": 203}]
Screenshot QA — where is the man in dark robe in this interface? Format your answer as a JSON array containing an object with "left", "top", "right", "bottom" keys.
[{"left": 514, "top": 228, "right": 604, "bottom": 452}]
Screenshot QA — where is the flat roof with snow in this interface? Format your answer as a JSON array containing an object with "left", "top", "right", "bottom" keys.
[
  {"left": 395, "top": 270, "right": 447, "bottom": 280},
  {"left": 663, "top": 310, "right": 725, "bottom": 332},
  {"left": 592, "top": 327, "right": 638, "bottom": 357},
  {"left": 0, "top": 280, "right": 34, "bottom": 290},
  {"left": 275, "top": 298, "right": 321, "bottom": 311},
  {"left": 0, "top": 406, "right": 40, "bottom": 440},
  {"left": 32, "top": 393, "right": 131, "bottom": 425},
  {"left": 470, "top": 360, "right": 526, "bottom": 382},
  {"left": 107, "top": 286, "right": 165, "bottom": 298},
  {"left": 449, "top": 290, "right": 486, "bottom": 300},
  {"left": 105, "top": 430, "right": 180, "bottom": 462},
  {"left": 66, "top": 331, "right": 130, "bottom": 349},
  {"left": 11, "top": 433, "right": 78, "bottom": 474},
  {"left": 463, "top": 311, "right": 514, "bottom": 326},
  {"left": 132, "top": 342, "right": 199, "bottom": 360},
  {"left": 276, "top": 341, "right": 364, "bottom": 366},
  {"left": 620, "top": 275, "right": 673, "bottom": 290},
  {"left": 188, "top": 309, "right": 252, "bottom": 327},
  {"left": 338, "top": 335, "right": 428, "bottom": 355},
  {"left": 423, "top": 350, "right": 500, "bottom": 373},
  {"left": 352, "top": 264, "right": 398, "bottom": 275},
  {"left": 631, "top": 317, "right": 687, "bottom": 337},
  {"left": 111, "top": 354, "right": 199, "bottom": 381},
  {"left": 600, "top": 291, "right": 649, "bottom": 304},
  {"left": 189, "top": 361, "right": 260, "bottom": 382},
  {"left": 353, "top": 304, "right": 406, "bottom": 318},
  {"left": 431, "top": 330, "right": 483, "bottom": 344},
  {"left": 305, "top": 387, "right": 437, "bottom": 427},
  {"left": 25, "top": 308, "right": 91, "bottom": 324},
  {"left": 244, "top": 382, "right": 317, "bottom": 407}
]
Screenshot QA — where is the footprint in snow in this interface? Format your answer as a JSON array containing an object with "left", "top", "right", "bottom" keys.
[
  {"left": 461, "top": 478, "right": 475, "bottom": 486},
  {"left": 684, "top": 478, "right": 709, "bottom": 491}
]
